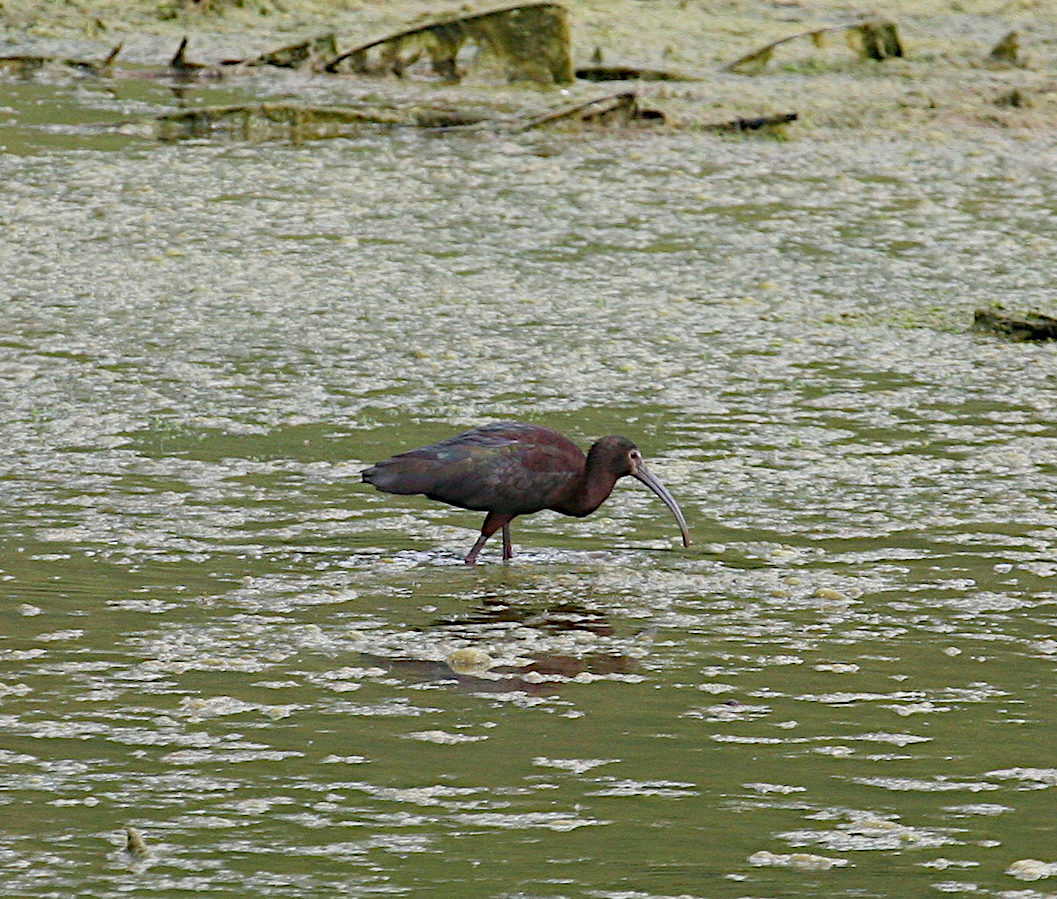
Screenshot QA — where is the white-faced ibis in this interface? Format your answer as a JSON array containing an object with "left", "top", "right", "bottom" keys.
[{"left": 362, "top": 422, "right": 691, "bottom": 565}]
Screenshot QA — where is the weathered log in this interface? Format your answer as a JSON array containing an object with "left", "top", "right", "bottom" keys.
[
  {"left": 973, "top": 307, "right": 1057, "bottom": 341},
  {"left": 726, "top": 20, "right": 903, "bottom": 74},
  {"left": 322, "top": 2, "right": 573, "bottom": 85}
]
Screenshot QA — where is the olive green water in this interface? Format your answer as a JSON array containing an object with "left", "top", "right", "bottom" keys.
[{"left": 4, "top": 74, "right": 1057, "bottom": 898}]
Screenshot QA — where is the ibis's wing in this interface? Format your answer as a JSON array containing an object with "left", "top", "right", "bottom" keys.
[{"left": 363, "top": 423, "right": 581, "bottom": 514}]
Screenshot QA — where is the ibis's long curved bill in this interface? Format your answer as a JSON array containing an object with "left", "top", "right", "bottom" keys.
[{"left": 632, "top": 462, "right": 691, "bottom": 548}]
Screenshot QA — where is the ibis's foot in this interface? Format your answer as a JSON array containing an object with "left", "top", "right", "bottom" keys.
[{"left": 465, "top": 534, "right": 488, "bottom": 566}]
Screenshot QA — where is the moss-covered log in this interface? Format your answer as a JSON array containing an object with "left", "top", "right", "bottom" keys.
[
  {"left": 323, "top": 2, "right": 573, "bottom": 85},
  {"left": 726, "top": 20, "right": 903, "bottom": 74}
]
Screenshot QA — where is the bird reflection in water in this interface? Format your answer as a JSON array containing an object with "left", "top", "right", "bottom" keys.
[{"left": 358, "top": 598, "right": 652, "bottom": 695}]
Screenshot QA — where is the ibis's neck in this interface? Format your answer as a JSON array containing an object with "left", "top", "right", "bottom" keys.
[{"left": 551, "top": 447, "right": 620, "bottom": 518}]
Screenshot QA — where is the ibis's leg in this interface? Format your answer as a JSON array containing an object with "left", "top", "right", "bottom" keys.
[
  {"left": 465, "top": 512, "right": 513, "bottom": 566},
  {"left": 465, "top": 533, "right": 489, "bottom": 566},
  {"left": 501, "top": 523, "right": 513, "bottom": 561}
]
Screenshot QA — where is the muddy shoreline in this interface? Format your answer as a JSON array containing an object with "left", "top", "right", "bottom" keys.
[{"left": 1, "top": 0, "right": 1054, "bottom": 137}]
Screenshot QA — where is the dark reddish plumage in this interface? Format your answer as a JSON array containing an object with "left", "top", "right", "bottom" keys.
[{"left": 362, "top": 422, "right": 691, "bottom": 564}]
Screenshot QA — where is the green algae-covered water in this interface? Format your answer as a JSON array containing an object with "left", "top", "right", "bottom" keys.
[{"left": 4, "top": 73, "right": 1057, "bottom": 898}]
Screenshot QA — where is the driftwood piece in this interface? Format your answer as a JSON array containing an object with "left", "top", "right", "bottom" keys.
[
  {"left": 726, "top": 20, "right": 903, "bottom": 74},
  {"left": 0, "top": 43, "right": 121, "bottom": 77},
  {"left": 155, "top": 102, "right": 492, "bottom": 141},
  {"left": 973, "top": 307, "right": 1057, "bottom": 341},
  {"left": 704, "top": 112, "right": 798, "bottom": 133},
  {"left": 322, "top": 2, "right": 573, "bottom": 85},
  {"left": 520, "top": 91, "right": 663, "bottom": 130},
  {"left": 575, "top": 64, "right": 699, "bottom": 82}
]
